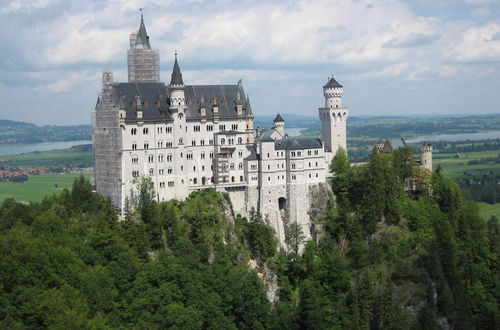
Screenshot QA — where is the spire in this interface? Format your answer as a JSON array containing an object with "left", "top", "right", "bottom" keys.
[
  {"left": 273, "top": 113, "right": 284, "bottom": 123},
  {"left": 135, "top": 9, "right": 151, "bottom": 49},
  {"left": 245, "top": 95, "right": 253, "bottom": 115},
  {"left": 170, "top": 52, "right": 184, "bottom": 86}
]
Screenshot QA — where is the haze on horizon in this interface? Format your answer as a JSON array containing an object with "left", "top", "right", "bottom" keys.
[{"left": 0, "top": 0, "right": 499, "bottom": 126}]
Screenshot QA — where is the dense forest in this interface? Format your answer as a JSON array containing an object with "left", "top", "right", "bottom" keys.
[{"left": 0, "top": 149, "right": 498, "bottom": 329}]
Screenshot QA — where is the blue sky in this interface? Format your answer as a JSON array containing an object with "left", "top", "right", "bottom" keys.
[{"left": 0, "top": 0, "right": 499, "bottom": 125}]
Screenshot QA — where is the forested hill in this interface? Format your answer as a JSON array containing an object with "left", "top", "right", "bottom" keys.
[
  {"left": 0, "top": 120, "right": 91, "bottom": 144},
  {"left": 0, "top": 149, "right": 499, "bottom": 328}
]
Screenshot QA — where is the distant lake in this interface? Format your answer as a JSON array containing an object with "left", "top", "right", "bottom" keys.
[
  {"left": 287, "top": 127, "right": 306, "bottom": 137},
  {"left": 0, "top": 140, "right": 92, "bottom": 157},
  {"left": 407, "top": 131, "right": 500, "bottom": 143}
]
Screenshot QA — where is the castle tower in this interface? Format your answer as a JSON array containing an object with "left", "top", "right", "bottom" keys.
[
  {"left": 273, "top": 113, "right": 285, "bottom": 139},
  {"left": 127, "top": 13, "right": 160, "bottom": 82},
  {"left": 168, "top": 54, "right": 189, "bottom": 198},
  {"left": 319, "top": 76, "right": 349, "bottom": 163},
  {"left": 420, "top": 142, "right": 433, "bottom": 171}
]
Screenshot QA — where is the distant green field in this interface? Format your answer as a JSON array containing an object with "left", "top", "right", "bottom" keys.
[
  {"left": 0, "top": 173, "right": 91, "bottom": 204},
  {"left": 0, "top": 148, "right": 92, "bottom": 167},
  {"left": 433, "top": 150, "right": 500, "bottom": 179},
  {"left": 478, "top": 202, "right": 500, "bottom": 221}
]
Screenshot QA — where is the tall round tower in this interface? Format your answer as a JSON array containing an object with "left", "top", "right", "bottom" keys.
[
  {"left": 420, "top": 142, "right": 433, "bottom": 171},
  {"left": 318, "top": 76, "right": 349, "bottom": 164}
]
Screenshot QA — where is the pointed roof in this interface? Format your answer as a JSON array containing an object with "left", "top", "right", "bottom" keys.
[
  {"left": 170, "top": 53, "right": 184, "bottom": 86},
  {"left": 273, "top": 113, "right": 284, "bottom": 123},
  {"left": 324, "top": 76, "right": 342, "bottom": 88},
  {"left": 245, "top": 95, "right": 253, "bottom": 115},
  {"left": 135, "top": 14, "right": 151, "bottom": 49}
]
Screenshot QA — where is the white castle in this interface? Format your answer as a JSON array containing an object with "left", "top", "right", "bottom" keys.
[{"left": 92, "top": 16, "right": 349, "bottom": 244}]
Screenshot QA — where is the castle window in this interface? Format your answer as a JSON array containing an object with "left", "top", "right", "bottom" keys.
[
  {"left": 149, "top": 168, "right": 154, "bottom": 176},
  {"left": 187, "top": 153, "right": 193, "bottom": 160},
  {"left": 144, "top": 142, "right": 149, "bottom": 149},
  {"left": 157, "top": 127, "right": 162, "bottom": 134},
  {"left": 167, "top": 154, "right": 172, "bottom": 162},
  {"left": 207, "top": 125, "right": 213, "bottom": 131},
  {"left": 158, "top": 155, "right": 164, "bottom": 162},
  {"left": 166, "top": 126, "right": 172, "bottom": 133},
  {"left": 209, "top": 139, "right": 214, "bottom": 145},
  {"left": 210, "top": 152, "right": 214, "bottom": 158},
  {"left": 238, "top": 151, "right": 243, "bottom": 157},
  {"left": 168, "top": 168, "right": 173, "bottom": 174},
  {"left": 238, "top": 137, "right": 243, "bottom": 144},
  {"left": 309, "top": 162, "right": 311, "bottom": 167},
  {"left": 201, "top": 152, "right": 205, "bottom": 159},
  {"left": 230, "top": 163, "right": 235, "bottom": 170},
  {"left": 267, "top": 165, "right": 270, "bottom": 170},
  {"left": 158, "top": 141, "right": 163, "bottom": 148},
  {"left": 309, "top": 174, "right": 312, "bottom": 178},
  {"left": 292, "top": 163, "right": 295, "bottom": 169},
  {"left": 194, "top": 125, "right": 201, "bottom": 132},
  {"left": 239, "top": 163, "right": 243, "bottom": 170},
  {"left": 201, "top": 140, "right": 205, "bottom": 146},
  {"left": 291, "top": 152, "right": 296, "bottom": 157},
  {"left": 221, "top": 138, "right": 226, "bottom": 145},
  {"left": 292, "top": 175, "right": 296, "bottom": 180},
  {"left": 231, "top": 176, "right": 235, "bottom": 183},
  {"left": 232, "top": 124, "right": 238, "bottom": 130},
  {"left": 267, "top": 153, "right": 270, "bottom": 158},
  {"left": 131, "top": 156, "right": 138, "bottom": 164},
  {"left": 240, "top": 176, "right": 243, "bottom": 182},
  {"left": 168, "top": 181, "right": 174, "bottom": 187},
  {"left": 193, "top": 178, "right": 197, "bottom": 185},
  {"left": 308, "top": 150, "right": 312, "bottom": 156},
  {"left": 315, "top": 162, "right": 318, "bottom": 167},
  {"left": 191, "top": 140, "right": 196, "bottom": 146},
  {"left": 251, "top": 164, "right": 257, "bottom": 170},
  {"left": 268, "top": 176, "right": 270, "bottom": 181},
  {"left": 143, "top": 127, "right": 149, "bottom": 134},
  {"left": 166, "top": 141, "right": 173, "bottom": 148},
  {"left": 131, "top": 128, "right": 137, "bottom": 135},
  {"left": 314, "top": 150, "right": 319, "bottom": 155},
  {"left": 132, "top": 143, "right": 137, "bottom": 150},
  {"left": 179, "top": 138, "right": 183, "bottom": 144},
  {"left": 132, "top": 170, "right": 139, "bottom": 177},
  {"left": 159, "top": 169, "right": 164, "bottom": 175},
  {"left": 148, "top": 155, "right": 154, "bottom": 163},
  {"left": 193, "top": 166, "right": 196, "bottom": 171},
  {"left": 297, "top": 151, "right": 301, "bottom": 156},
  {"left": 316, "top": 173, "right": 318, "bottom": 178},
  {"left": 219, "top": 124, "right": 226, "bottom": 131}
]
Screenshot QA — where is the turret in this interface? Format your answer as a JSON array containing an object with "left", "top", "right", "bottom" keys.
[
  {"left": 273, "top": 113, "right": 285, "bottom": 139},
  {"left": 420, "top": 142, "right": 432, "bottom": 171},
  {"left": 319, "top": 76, "right": 349, "bottom": 163},
  {"left": 169, "top": 52, "right": 185, "bottom": 111}
]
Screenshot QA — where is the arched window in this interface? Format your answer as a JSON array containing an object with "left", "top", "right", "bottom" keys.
[
  {"left": 238, "top": 137, "right": 243, "bottom": 144},
  {"left": 239, "top": 163, "right": 243, "bottom": 170},
  {"left": 221, "top": 138, "right": 226, "bottom": 145},
  {"left": 149, "top": 168, "right": 154, "bottom": 176},
  {"left": 230, "top": 163, "right": 235, "bottom": 170}
]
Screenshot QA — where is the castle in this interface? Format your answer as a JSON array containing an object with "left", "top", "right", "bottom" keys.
[{"left": 92, "top": 16, "right": 349, "bottom": 244}]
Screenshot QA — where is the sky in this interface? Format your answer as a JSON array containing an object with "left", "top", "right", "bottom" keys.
[{"left": 0, "top": 0, "right": 499, "bottom": 125}]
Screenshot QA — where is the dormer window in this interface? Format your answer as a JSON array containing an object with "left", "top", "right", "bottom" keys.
[
  {"left": 156, "top": 100, "right": 160, "bottom": 107},
  {"left": 200, "top": 108, "right": 206, "bottom": 116},
  {"left": 143, "top": 100, "right": 148, "bottom": 107},
  {"left": 210, "top": 98, "right": 216, "bottom": 105},
  {"left": 221, "top": 98, "right": 227, "bottom": 104},
  {"left": 131, "top": 101, "right": 136, "bottom": 107}
]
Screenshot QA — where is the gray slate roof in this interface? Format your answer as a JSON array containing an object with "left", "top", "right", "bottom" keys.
[
  {"left": 110, "top": 82, "right": 250, "bottom": 122},
  {"left": 324, "top": 77, "right": 342, "bottom": 88},
  {"left": 274, "top": 138, "right": 323, "bottom": 150},
  {"left": 273, "top": 113, "right": 284, "bottom": 123},
  {"left": 136, "top": 17, "right": 151, "bottom": 49},
  {"left": 170, "top": 56, "right": 184, "bottom": 86}
]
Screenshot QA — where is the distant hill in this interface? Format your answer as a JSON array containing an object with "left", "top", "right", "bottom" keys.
[
  {"left": 0, "top": 120, "right": 91, "bottom": 144},
  {"left": 0, "top": 120, "right": 37, "bottom": 128}
]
